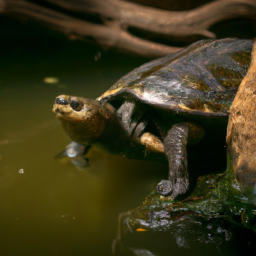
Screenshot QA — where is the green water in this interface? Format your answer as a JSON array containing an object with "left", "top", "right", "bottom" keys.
[
  {"left": 0, "top": 18, "right": 168, "bottom": 256},
  {"left": 1, "top": 17, "right": 255, "bottom": 256}
]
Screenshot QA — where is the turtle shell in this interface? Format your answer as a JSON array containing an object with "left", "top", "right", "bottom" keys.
[{"left": 97, "top": 38, "right": 253, "bottom": 117}]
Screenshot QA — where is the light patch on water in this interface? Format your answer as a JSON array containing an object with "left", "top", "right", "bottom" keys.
[
  {"left": 18, "top": 169, "right": 24, "bottom": 174},
  {"left": 43, "top": 77, "right": 60, "bottom": 84},
  {"left": 0, "top": 139, "right": 9, "bottom": 145}
]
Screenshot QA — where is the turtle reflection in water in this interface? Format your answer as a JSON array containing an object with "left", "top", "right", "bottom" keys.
[{"left": 53, "top": 38, "right": 253, "bottom": 200}]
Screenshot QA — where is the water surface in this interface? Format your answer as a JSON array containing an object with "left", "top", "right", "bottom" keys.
[
  {"left": 0, "top": 17, "right": 254, "bottom": 256},
  {"left": 0, "top": 18, "right": 167, "bottom": 256}
]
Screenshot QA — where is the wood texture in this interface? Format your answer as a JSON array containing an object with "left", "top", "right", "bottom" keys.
[
  {"left": 1, "top": 0, "right": 256, "bottom": 57},
  {"left": 45, "top": 0, "right": 256, "bottom": 40},
  {"left": 0, "top": 0, "right": 181, "bottom": 58}
]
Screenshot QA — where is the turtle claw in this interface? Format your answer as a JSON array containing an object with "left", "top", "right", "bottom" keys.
[
  {"left": 156, "top": 180, "right": 173, "bottom": 196},
  {"left": 156, "top": 178, "right": 189, "bottom": 198}
]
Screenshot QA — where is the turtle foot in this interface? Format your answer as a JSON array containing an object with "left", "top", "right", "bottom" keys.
[
  {"left": 156, "top": 178, "right": 189, "bottom": 199},
  {"left": 172, "top": 177, "right": 189, "bottom": 198},
  {"left": 156, "top": 180, "right": 173, "bottom": 196}
]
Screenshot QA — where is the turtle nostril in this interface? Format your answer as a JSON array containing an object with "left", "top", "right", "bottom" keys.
[
  {"left": 70, "top": 100, "right": 83, "bottom": 111},
  {"left": 55, "top": 97, "right": 69, "bottom": 105}
]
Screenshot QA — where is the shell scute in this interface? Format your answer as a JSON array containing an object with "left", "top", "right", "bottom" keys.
[{"left": 98, "top": 39, "right": 253, "bottom": 116}]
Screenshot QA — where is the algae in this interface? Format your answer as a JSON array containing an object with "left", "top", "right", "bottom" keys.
[{"left": 120, "top": 154, "right": 256, "bottom": 245}]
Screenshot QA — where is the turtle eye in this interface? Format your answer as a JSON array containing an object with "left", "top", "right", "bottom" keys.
[
  {"left": 70, "top": 100, "right": 83, "bottom": 111},
  {"left": 55, "top": 97, "right": 69, "bottom": 105}
]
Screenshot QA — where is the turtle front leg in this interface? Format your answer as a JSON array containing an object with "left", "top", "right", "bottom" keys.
[
  {"left": 156, "top": 123, "right": 205, "bottom": 199},
  {"left": 117, "top": 101, "right": 145, "bottom": 136},
  {"left": 117, "top": 102, "right": 136, "bottom": 135}
]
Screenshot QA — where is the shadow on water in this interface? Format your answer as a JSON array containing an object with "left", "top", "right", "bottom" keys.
[
  {"left": 0, "top": 16, "right": 254, "bottom": 256},
  {"left": 114, "top": 227, "right": 256, "bottom": 256}
]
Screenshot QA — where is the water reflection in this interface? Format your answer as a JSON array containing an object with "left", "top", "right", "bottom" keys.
[
  {"left": 55, "top": 142, "right": 89, "bottom": 169},
  {"left": 0, "top": 19, "right": 167, "bottom": 256},
  {"left": 0, "top": 72, "right": 166, "bottom": 255},
  {"left": 114, "top": 216, "right": 256, "bottom": 256},
  {"left": 0, "top": 18, "right": 255, "bottom": 256}
]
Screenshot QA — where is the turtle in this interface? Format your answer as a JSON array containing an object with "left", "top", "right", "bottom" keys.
[{"left": 53, "top": 38, "right": 253, "bottom": 199}]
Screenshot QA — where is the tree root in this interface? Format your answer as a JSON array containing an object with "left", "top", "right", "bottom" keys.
[{"left": 1, "top": 0, "right": 256, "bottom": 57}]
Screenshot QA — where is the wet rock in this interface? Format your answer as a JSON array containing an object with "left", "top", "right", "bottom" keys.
[{"left": 227, "top": 41, "right": 256, "bottom": 197}]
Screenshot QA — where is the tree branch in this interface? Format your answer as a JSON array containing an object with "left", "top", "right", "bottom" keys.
[
  {"left": 45, "top": 0, "right": 256, "bottom": 40},
  {"left": 0, "top": 0, "right": 182, "bottom": 58},
  {"left": 1, "top": 0, "right": 256, "bottom": 57}
]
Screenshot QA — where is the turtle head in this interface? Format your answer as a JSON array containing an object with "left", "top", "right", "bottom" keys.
[{"left": 53, "top": 95, "right": 111, "bottom": 144}]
